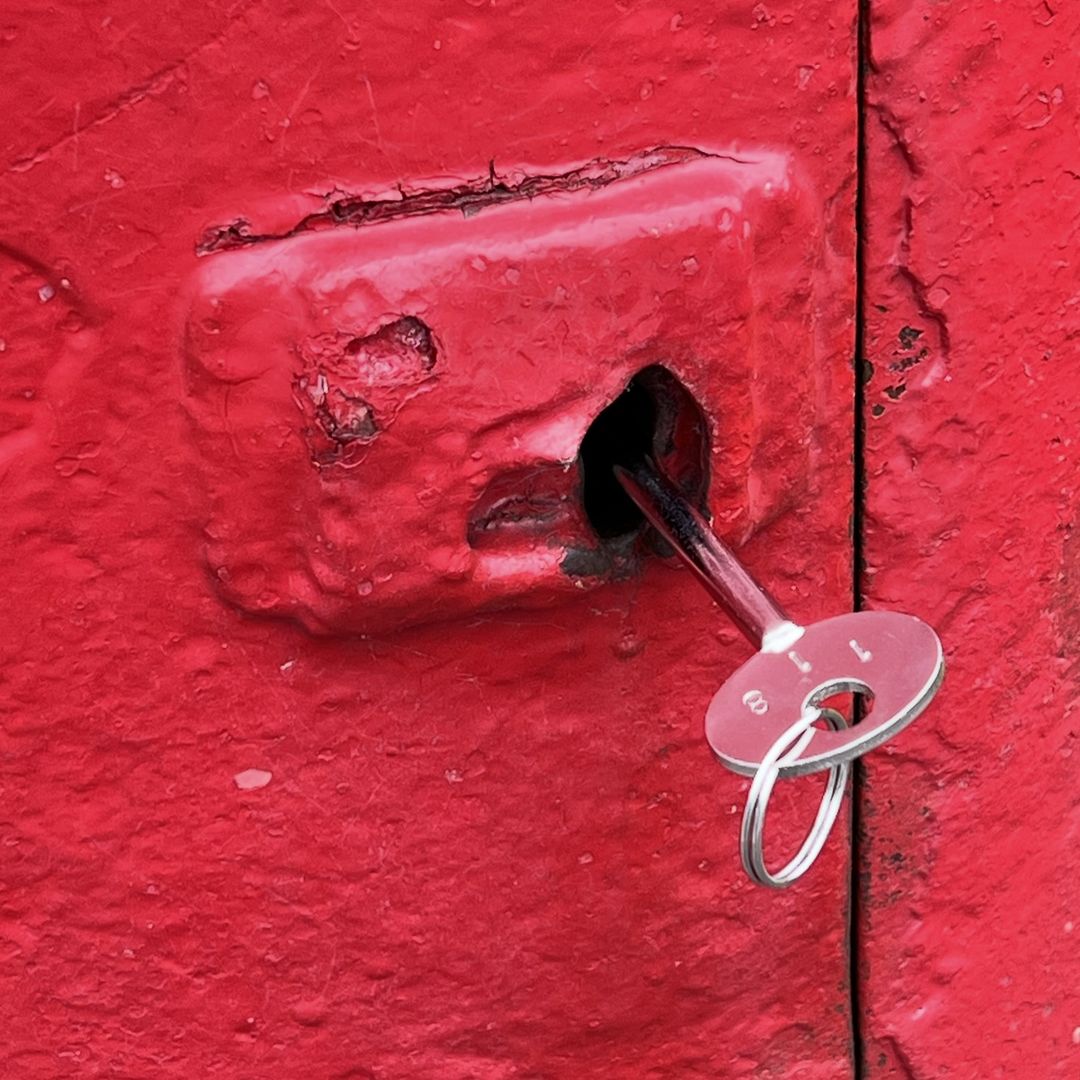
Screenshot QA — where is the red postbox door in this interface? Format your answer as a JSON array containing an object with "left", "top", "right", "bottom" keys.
[
  {"left": 855, "top": 4, "right": 1080, "bottom": 1077},
  {"left": 0, "top": 2, "right": 872, "bottom": 1077}
]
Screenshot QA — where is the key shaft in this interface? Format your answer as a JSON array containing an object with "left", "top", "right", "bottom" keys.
[{"left": 614, "top": 458, "right": 798, "bottom": 650}]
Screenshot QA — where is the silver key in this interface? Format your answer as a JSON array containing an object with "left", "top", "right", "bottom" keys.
[{"left": 615, "top": 458, "right": 944, "bottom": 887}]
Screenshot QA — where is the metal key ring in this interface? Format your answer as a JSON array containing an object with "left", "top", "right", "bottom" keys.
[{"left": 740, "top": 707, "right": 850, "bottom": 889}]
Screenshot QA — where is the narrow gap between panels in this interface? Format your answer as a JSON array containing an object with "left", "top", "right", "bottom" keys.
[{"left": 849, "top": 0, "right": 871, "bottom": 1077}]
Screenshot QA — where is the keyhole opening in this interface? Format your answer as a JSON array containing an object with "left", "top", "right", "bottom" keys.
[{"left": 578, "top": 365, "right": 710, "bottom": 540}]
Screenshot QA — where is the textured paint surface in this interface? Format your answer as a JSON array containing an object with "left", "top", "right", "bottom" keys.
[
  {"left": 184, "top": 151, "right": 831, "bottom": 638},
  {"left": 859, "top": 2, "right": 1080, "bottom": 1077},
  {"left": 1, "top": 3, "right": 856, "bottom": 1077}
]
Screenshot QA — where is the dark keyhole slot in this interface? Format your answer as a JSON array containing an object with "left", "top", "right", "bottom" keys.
[
  {"left": 578, "top": 365, "right": 710, "bottom": 540},
  {"left": 578, "top": 377, "right": 657, "bottom": 537}
]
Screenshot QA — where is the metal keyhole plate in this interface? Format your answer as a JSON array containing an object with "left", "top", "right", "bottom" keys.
[{"left": 706, "top": 610, "right": 944, "bottom": 778}]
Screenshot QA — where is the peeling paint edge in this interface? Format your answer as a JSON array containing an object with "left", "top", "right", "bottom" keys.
[{"left": 195, "top": 145, "right": 750, "bottom": 255}]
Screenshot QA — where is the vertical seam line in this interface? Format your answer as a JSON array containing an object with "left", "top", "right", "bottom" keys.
[{"left": 850, "top": 0, "right": 870, "bottom": 1075}]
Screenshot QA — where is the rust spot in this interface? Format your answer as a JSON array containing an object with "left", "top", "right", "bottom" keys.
[
  {"left": 897, "top": 325, "right": 924, "bottom": 350},
  {"left": 559, "top": 537, "right": 639, "bottom": 580},
  {"left": 889, "top": 347, "right": 927, "bottom": 374}
]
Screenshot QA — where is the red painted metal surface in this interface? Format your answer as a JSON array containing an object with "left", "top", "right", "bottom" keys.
[
  {"left": 1, "top": 2, "right": 857, "bottom": 1076},
  {"left": 859, "top": 2, "right": 1080, "bottom": 1077},
  {"left": 184, "top": 151, "right": 830, "bottom": 639}
]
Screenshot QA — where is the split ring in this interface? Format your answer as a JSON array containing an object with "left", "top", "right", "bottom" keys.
[{"left": 740, "top": 706, "right": 850, "bottom": 889}]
